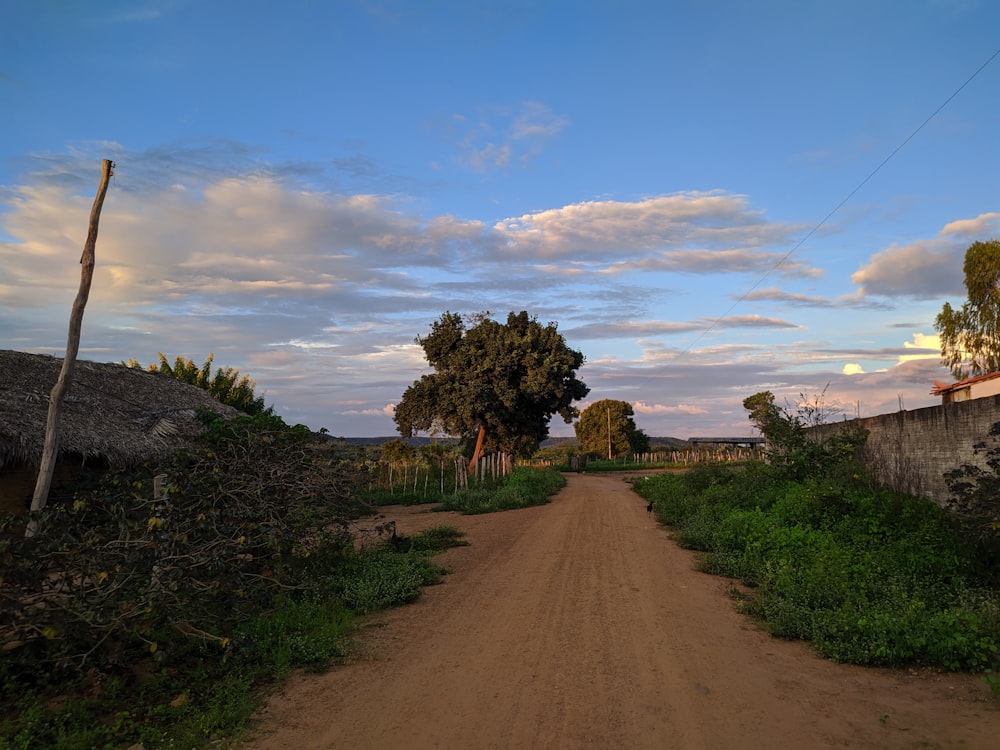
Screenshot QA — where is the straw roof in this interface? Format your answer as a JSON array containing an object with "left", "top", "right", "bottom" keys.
[{"left": 0, "top": 350, "right": 240, "bottom": 470}]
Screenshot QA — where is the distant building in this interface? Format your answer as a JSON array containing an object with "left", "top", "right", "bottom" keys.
[
  {"left": 930, "top": 371, "right": 1000, "bottom": 404},
  {"left": 688, "top": 436, "right": 765, "bottom": 447}
]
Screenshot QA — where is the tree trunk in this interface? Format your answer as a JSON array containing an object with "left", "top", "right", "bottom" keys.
[
  {"left": 28, "top": 159, "right": 114, "bottom": 534},
  {"left": 468, "top": 424, "right": 486, "bottom": 474}
]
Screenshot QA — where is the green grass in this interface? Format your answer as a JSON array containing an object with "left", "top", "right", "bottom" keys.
[
  {"left": 362, "top": 464, "right": 569, "bottom": 510},
  {"left": 632, "top": 463, "right": 1000, "bottom": 673},
  {"left": 435, "top": 466, "right": 565, "bottom": 514}
]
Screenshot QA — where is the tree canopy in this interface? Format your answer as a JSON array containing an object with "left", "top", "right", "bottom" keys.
[
  {"left": 393, "top": 311, "right": 589, "bottom": 458},
  {"left": 128, "top": 353, "right": 271, "bottom": 415},
  {"left": 574, "top": 399, "right": 649, "bottom": 458},
  {"left": 934, "top": 239, "right": 1000, "bottom": 380}
]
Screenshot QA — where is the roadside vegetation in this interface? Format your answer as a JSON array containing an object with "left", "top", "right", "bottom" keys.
[
  {"left": 578, "top": 456, "right": 689, "bottom": 472},
  {"left": 361, "top": 441, "right": 567, "bottom": 515},
  {"left": 433, "top": 466, "right": 565, "bottom": 514},
  {"left": 530, "top": 444, "right": 758, "bottom": 474},
  {"left": 0, "top": 413, "right": 510, "bottom": 749},
  {"left": 632, "top": 393, "right": 1000, "bottom": 690}
]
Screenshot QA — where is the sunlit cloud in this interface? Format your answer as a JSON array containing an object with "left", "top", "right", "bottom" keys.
[
  {"left": 852, "top": 213, "right": 1000, "bottom": 299},
  {"left": 343, "top": 403, "right": 396, "bottom": 417},
  {"left": 493, "top": 193, "right": 812, "bottom": 268},
  {"left": 0, "top": 143, "right": 960, "bottom": 436},
  {"left": 941, "top": 212, "right": 1000, "bottom": 238},
  {"left": 634, "top": 401, "right": 709, "bottom": 416},
  {"left": 900, "top": 333, "right": 941, "bottom": 363}
]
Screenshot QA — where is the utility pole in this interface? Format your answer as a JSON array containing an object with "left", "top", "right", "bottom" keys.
[
  {"left": 607, "top": 404, "right": 612, "bottom": 460},
  {"left": 28, "top": 159, "right": 114, "bottom": 535}
]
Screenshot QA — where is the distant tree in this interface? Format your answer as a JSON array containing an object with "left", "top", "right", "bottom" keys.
[
  {"left": 574, "top": 399, "right": 649, "bottom": 458},
  {"left": 379, "top": 438, "right": 415, "bottom": 464},
  {"left": 744, "top": 391, "right": 792, "bottom": 442},
  {"left": 128, "top": 353, "right": 272, "bottom": 415},
  {"left": 393, "top": 311, "right": 589, "bottom": 461},
  {"left": 934, "top": 239, "right": 1000, "bottom": 380},
  {"left": 743, "top": 388, "right": 866, "bottom": 481}
]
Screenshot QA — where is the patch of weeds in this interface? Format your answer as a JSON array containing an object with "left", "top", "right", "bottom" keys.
[
  {"left": 337, "top": 544, "right": 450, "bottom": 614},
  {"left": 408, "top": 525, "right": 468, "bottom": 552},
  {"left": 235, "top": 596, "right": 353, "bottom": 675},
  {"left": 982, "top": 670, "right": 1000, "bottom": 698}
]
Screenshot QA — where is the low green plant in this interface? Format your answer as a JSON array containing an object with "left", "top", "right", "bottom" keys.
[
  {"left": 633, "top": 462, "right": 1000, "bottom": 673},
  {"left": 983, "top": 669, "right": 1000, "bottom": 697},
  {"left": 435, "top": 466, "right": 565, "bottom": 514},
  {"left": 407, "top": 525, "right": 468, "bottom": 552},
  {"left": 945, "top": 420, "right": 1000, "bottom": 543},
  {"left": 337, "top": 549, "right": 444, "bottom": 614}
]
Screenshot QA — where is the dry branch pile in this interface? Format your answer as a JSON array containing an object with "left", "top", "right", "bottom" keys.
[{"left": 0, "top": 413, "right": 365, "bottom": 681}]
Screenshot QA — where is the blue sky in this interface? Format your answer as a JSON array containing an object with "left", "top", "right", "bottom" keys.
[{"left": 2, "top": 1, "right": 998, "bottom": 439}]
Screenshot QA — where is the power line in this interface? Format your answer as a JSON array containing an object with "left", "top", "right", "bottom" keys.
[{"left": 675, "top": 44, "right": 1000, "bottom": 356}]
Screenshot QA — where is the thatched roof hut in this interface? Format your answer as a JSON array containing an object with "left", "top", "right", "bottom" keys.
[{"left": 0, "top": 350, "right": 240, "bottom": 471}]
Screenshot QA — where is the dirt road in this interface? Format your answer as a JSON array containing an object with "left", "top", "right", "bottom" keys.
[{"left": 243, "top": 473, "right": 999, "bottom": 749}]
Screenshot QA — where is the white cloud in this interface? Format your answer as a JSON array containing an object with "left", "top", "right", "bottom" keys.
[
  {"left": 454, "top": 101, "right": 569, "bottom": 173},
  {"left": 852, "top": 213, "right": 1000, "bottom": 299},
  {"left": 0, "top": 144, "right": 964, "bottom": 437},
  {"left": 634, "top": 401, "right": 709, "bottom": 416},
  {"left": 941, "top": 212, "right": 1000, "bottom": 238},
  {"left": 493, "top": 193, "right": 811, "bottom": 270},
  {"left": 343, "top": 403, "right": 397, "bottom": 417},
  {"left": 843, "top": 363, "right": 864, "bottom": 375}
]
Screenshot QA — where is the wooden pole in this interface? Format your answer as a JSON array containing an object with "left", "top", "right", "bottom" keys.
[
  {"left": 607, "top": 404, "right": 612, "bottom": 460},
  {"left": 28, "top": 159, "right": 114, "bottom": 532}
]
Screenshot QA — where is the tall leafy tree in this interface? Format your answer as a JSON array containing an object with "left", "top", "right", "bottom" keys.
[
  {"left": 393, "top": 311, "right": 589, "bottom": 459},
  {"left": 934, "top": 239, "right": 1000, "bottom": 380},
  {"left": 128, "top": 353, "right": 272, "bottom": 415},
  {"left": 574, "top": 399, "right": 650, "bottom": 458}
]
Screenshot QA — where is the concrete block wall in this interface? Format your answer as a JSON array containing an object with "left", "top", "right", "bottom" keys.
[{"left": 808, "top": 395, "right": 1000, "bottom": 505}]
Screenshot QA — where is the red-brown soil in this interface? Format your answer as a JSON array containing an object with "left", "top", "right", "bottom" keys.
[{"left": 240, "top": 473, "right": 999, "bottom": 749}]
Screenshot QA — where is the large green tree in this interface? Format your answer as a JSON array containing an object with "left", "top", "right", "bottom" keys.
[
  {"left": 393, "top": 311, "right": 589, "bottom": 459},
  {"left": 574, "top": 399, "right": 650, "bottom": 458},
  {"left": 934, "top": 239, "right": 1000, "bottom": 380}
]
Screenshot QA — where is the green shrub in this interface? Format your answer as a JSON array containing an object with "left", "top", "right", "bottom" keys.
[
  {"left": 632, "top": 463, "right": 1000, "bottom": 673},
  {"left": 338, "top": 550, "right": 429, "bottom": 614},
  {"left": 675, "top": 504, "right": 726, "bottom": 550}
]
